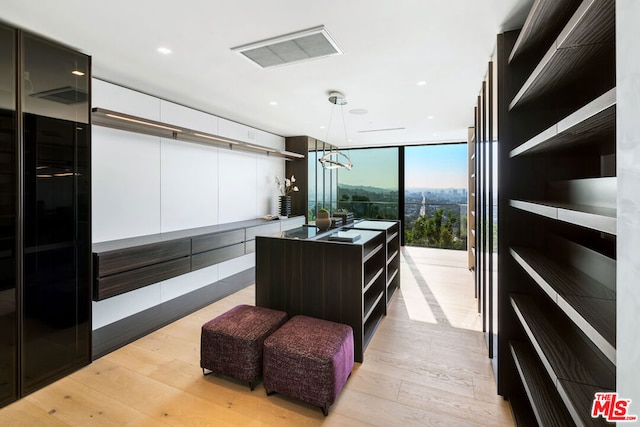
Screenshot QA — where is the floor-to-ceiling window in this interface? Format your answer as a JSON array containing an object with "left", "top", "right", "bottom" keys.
[
  {"left": 307, "top": 140, "right": 338, "bottom": 221},
  {"left": 404, "top": 143, "right": 468, "bottom": 250},
  {"left": 335, "top": 147, "right": 399, "bottom": 220}
]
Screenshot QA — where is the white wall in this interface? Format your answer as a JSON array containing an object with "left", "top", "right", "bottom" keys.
[
  {"left": 91, "top": 79, "right": 285, "bottom": 329},
  {"left": 617, "top": 0, "right": 640, "bottom": 410}
]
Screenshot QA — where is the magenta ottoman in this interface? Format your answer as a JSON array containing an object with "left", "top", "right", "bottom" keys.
[
  {"left": 200, "top": 304, "right": 287, "bottom": 390},
  {"left": 263, "top": 315, "right": 354, "bottom": 416}
]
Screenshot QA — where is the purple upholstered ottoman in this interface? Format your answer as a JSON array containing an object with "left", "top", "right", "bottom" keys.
[
  {"left": 263, "top": 315, "right": 354, "bottom": 416},
  {"left": 200, "top": 304, "right": 287, "bottom": 390}
]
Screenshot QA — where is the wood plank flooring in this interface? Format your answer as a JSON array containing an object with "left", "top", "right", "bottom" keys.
[{"left": 0, "top": 247, "right": 514, "bottom": 426}]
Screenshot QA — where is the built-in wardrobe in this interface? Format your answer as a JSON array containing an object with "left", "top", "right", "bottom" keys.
[{"left": 0, "top": 23, "right": 91, "bottom": 408}]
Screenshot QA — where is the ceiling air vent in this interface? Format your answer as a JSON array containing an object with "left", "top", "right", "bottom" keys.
[
  {"left": 231, "top": 26, "right": 342, "bottom": 68},
  {"left": 30, "top": 86, "right": 88, "bottom": 105}
]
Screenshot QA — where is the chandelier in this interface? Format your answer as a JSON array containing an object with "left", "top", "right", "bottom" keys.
[{"left": 319, "top": 91, "right": 353, "bottom": 170}]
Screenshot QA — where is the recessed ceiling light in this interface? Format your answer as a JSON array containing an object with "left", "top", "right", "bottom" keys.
[
  {"left": 269, "top": 101, "right": 278, "bottom": 106},
  {"left": 71, "top": 70, "right": 85, "bottom": 76},
  {"left": 157, "top": 47, "right": 172, "bottom": 55},
  {"left": 320, "top": 125, "right": 326, "bottom": 129},
  {"left": 428, "top": 116, "right": 434, "bottom": 119},
  {"left": 417, "top": 81, "right": 427, "bottom": 86}
]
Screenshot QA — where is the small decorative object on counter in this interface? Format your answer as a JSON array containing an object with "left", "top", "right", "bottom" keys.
[
  {"left": 316, "top": 208, "right": 331, "bottom": 231},
  {"left": 275, "top": 175, "right": 299, "bottom": 217}
]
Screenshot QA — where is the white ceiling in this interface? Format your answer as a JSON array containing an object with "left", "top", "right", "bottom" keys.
[{"left": 1, "top": 0, "right": 532, "bottom": 148}]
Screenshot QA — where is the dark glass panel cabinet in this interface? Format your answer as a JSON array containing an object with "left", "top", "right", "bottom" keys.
[
  {"left": 0, "top": 23, "right": 17, "bottom": 408},
  {"left": 0, "top": 25, "right": 91, "bottom": 407}
]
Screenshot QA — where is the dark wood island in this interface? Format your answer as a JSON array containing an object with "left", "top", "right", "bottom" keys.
[{"left": 255, "top": 222, "right": 399, "bottom": 362}]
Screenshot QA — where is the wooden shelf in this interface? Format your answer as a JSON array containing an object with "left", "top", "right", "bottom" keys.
[
  {"left": 364, "top": 291, "right": 384, "bottom": 325},
  {"left": 364, "top": 267, "right": 384, "bottom": 294},
  {"left": 363, "top": 299, "right": 385, "bottom": 349},
  {"left": 349, "top": 220, "right": 401, "bottom": 311},
  {"left": 558, "top": 378, "right": 612, "bottom": 426},
  {"left": 510, "top": 341, "right": 574, "bottom": 426},
  {"left": 363, "top": 243, "right": 384, "bottom": 263},
  {"left": 386, "top": 249, "right": 399, "bottom": 266},
  {"left": 509, "top": 0, "right": 582, "bottom": 63},
  {"left": 511, "top": 294, "right": 615, "bottom": 425},
  {"left": 510, "top": 247, "right": 615, "bottom": 362},
  {"left": 92, "top": 107, "right": 304, "bottom": 160},
  {"left": 510, "top": 199, "right": 616, "bottom": 235},
  {"left": 511, "top": 293, "right": 615, "bottom": 386},
  {"left": 387, "top": 267, "right": 399, "bottom": 288},
  {"left": 508, "top": 395, "right": 539, "bottom": 427},
  {"left": 510, "top": 88, "right": 616, "bottom": 157},
  {"left": 509, "top": 0, "right": 615, "bottom": 110}
]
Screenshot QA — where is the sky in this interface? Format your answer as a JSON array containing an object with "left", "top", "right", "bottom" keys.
[
  {"left": 336, "top": 147, "right": 399, "bottom": 189},
  {"left": 404, "top": 143, "right": 468, "bottom": 189},
  {"left": 332, "top": 144, "right": 468, "bottom": 190}
]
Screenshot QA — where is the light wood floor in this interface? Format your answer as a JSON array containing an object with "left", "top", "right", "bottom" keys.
[{"left": 0, "top": 247, "right": 514, "bottom": 426}]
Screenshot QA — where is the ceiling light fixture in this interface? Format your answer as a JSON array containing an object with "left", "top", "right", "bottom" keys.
[
  {"left": 71, "top": 70, "right": 85, "bottom": 76},
  {"left": 319, "top": 91, "right": 352, "bottom": 171},
  {"left": 417, "top": 81, "right": 427, "bottom": 86},
  {"left": 157, "top": 47, "right": 172, "bottom": 55}
]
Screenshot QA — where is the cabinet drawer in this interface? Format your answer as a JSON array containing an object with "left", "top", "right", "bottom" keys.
[
  {"left": 95, "top": 256, "right": 191, "bottom": 300},
  {"left": 191, "top": 242, "right": 245, "bottom": 271},
  {"left": 192, "top": 229, "right": 245, "bottom": 254},
  {"left": 96, "top": 239, "right": 191, "bottom": 277}
]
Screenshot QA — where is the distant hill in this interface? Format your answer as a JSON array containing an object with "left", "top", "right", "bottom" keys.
[
  {"left": 405, "top": 187, "right": 466, "bottom": 193},
  {"left": 338, "top": 183, "right": 397, "bottom": 193}
]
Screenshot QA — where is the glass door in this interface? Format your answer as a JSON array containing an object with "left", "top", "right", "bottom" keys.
[{"left": 0, "top": 23, "right": 17, "bottom": 407}]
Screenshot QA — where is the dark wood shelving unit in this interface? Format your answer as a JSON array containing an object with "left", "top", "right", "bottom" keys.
[
  {"left": 256, "top": 227, "right": 387, "bottom": 362},
  {"left": 511, "top": 294, "right": 614, "bottom": 426},
  {"left": 510, "top": 247, "right": 615, "bottom": 362},
  {"left": 497, "top": 0, "right": 616, "bottom": 423},
  {"left": 347, "top": 220, "right": 401, "bottom": 306},
  {"left": 508, "top": 0, "right": 583, "bottom": 64},
  {"left": 509, "top": 0, "right": 615, "bottom": 110},
  {"left": 510, "top": 199, "right": 616, "bottom": 235},
  {"left": 510, "top": 341, "right": 575, "bottom": 426},
  {"left": 510, "top": 88, "right": 616, "bottom": 157}
]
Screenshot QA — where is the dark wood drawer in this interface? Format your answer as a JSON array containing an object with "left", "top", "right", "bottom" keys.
[
  {"left": 192, "top": 229, "right": 245, "bottom": 254},
  {"left": 96, "top": 239, "right": 191, "bottom": 277},
  {"left": 94, "top": 256, "right": 191, "bottom": 300},
  {"left": 191, "top": 242, "right": 245, "bottom": 271}
]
